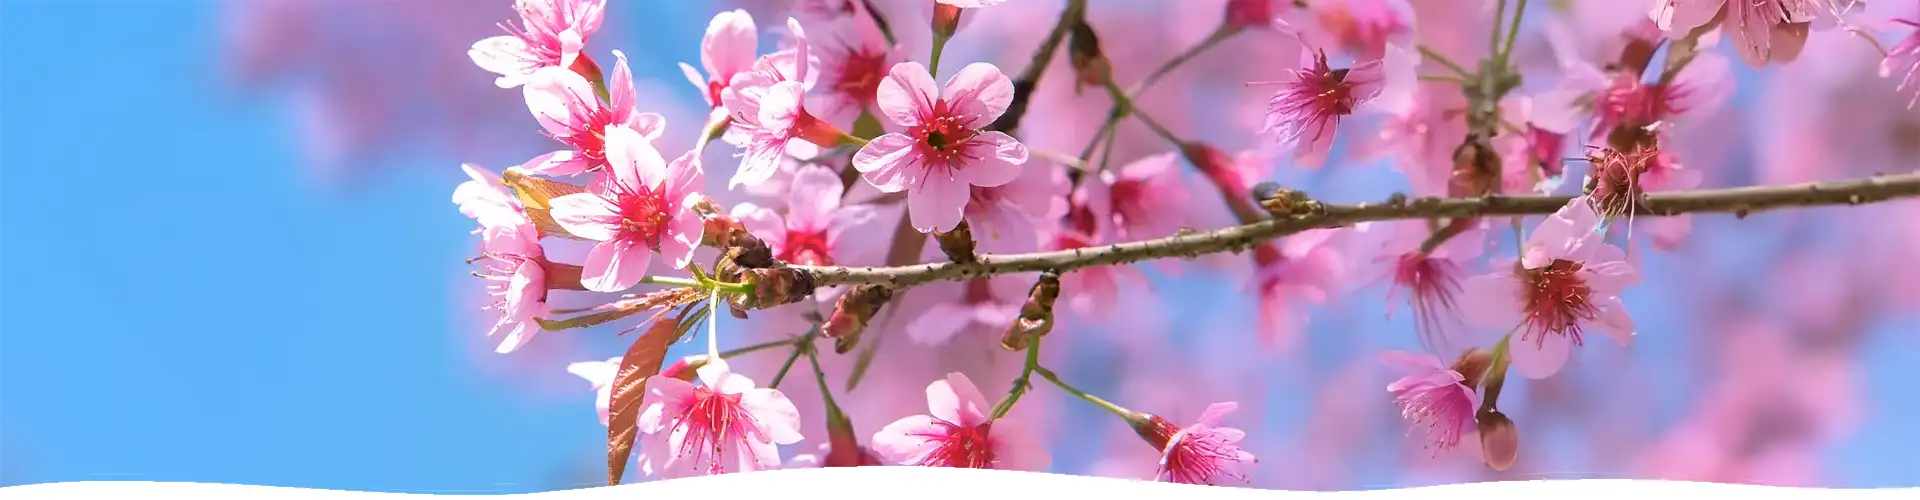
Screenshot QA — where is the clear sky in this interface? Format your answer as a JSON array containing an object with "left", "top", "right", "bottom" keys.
[{"left": 1, "top": 1, "right": 1916, "bottom": 493}]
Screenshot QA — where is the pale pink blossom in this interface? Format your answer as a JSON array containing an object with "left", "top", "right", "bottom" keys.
[
  {"left": 1382, "top": 351, "right": 1478, "bottom": 453},
  {"left": 903, "top": 275, "right": 1031, "bottom": 346},
  {"left": 547, "top": 125, "right": 706, "bottom": 292},
  {"left": 565, "top": 356, "right": 621, "bottom": 425},
  {"left": 521, "top": 51, "right": 666, "bottom": 177},
  {"left": 474, "top": 222, "right": 551, "bottom": 354},
  {"left": 681, "top": 10, "right": 760, "bottom": 108},
  {"left": 785, "top": 442, "right": 885, "bottom": 468},
  {"left": 1362, "top": 219, "right": 1489, "bottom": 352},
  {"left": 1134, "top": 402, "right": 1258, "bottom": 485},
  {"left": 965, "top": 158, "right": 1070, "bottom": 254},
  {"left": 1075, "top": 152, "right": 1191, "bottom": 242},
  {"left": 469, "top": 0, "right": 607, "bottom": 88},
  {"left": 1458, "top": 198, "right": 1640, "bottom": 379},
  {"left": 1591, "top": 52, "right": 1733, "bottom": 139},
  {"left": 807, "top": 1, "right": 900, "bottom": 128},
  {"left": 1249, "top": 229, "right": 1349, "bottom": 352},
  {"left": 1650, "top": 0, "right": 1820, "bottom": 67},
  {"left": 1880, "top": 18, "right": 1920, "bottom": 108},
  {"left": 1046, "top": 228, "right": 1147, "bottom": 319},
  {"left": 871, "top": 372, "right": 1050, "bottom": 470},
  {"left": 853, "top": 62, "right": 1031, "bottom": 233},
  {"left": 637, "top": 358, "right": 804, "bottom": 478},
  {"left": 1361, "top": 82, "right": 1469, "bottom": 195},
  {"left": 722, "top": 18, "right": 843, "bottom": 188},
  {"left": 453, "top": 163, "right": 530, "bottom": 231},
  {"left": 731, "top": 164, "right": 885, "bottom": 267}
]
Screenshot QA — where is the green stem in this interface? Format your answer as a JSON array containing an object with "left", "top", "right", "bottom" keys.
[
  {"left": 1108, "top": 80, "right": 1182, "bottom": 147},
  {"left": 990, "top": 334, "right": 1043, "bottom": 419},
  {"left": 806, "top": 341, "right": 846, "bottom": 421},
  {"left": 1499, "top": 0, "right": 1529, "bottom": 67},
  {"left": 929, "top": 33, "right": 951, "bottom": 78},
  {"left": 720, "top": 337, "right": 801, "bottom": 359},
  {"left": 1478, "top": 334, "right": 1514, "bottom": 414},
  {"left": 1488, "top": 0, "right": 1508, "bottom": 65},
  {"left": 641, "top": 275, "right": 701, "bottom": 288},
  {"left": 1133, "top": 25, "right": 1238, "bottom": 94},
  {"left": 1033, "top": 366, "right": 1132, "bottom": 419},
  {"left": 1417, "top": 45, "right": 1475, "bottom": 80},
  {"left": 767, "top": 328, "right": 818, "bottom": 389}
]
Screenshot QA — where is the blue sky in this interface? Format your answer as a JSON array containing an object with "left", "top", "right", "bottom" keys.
[{"left": 1, "top": 1, "right": 1916, "bottom": 493}]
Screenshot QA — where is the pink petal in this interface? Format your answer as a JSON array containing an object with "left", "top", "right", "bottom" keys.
[
  {"left": 1650, "top": 0, "right": 1721, "bottom": 34},
  {"left": 523, "top": 67, "right": 597, "bottom": 136},
  {"left": 927, "top": 372, "right": 992, "bottom": 426},
  {"left": 1523, "top": 198, "right": 1602, "bottom": 268},
  {"left": 505, "top": 259, "right": 545, "bottom": 319},
  {"left": 557, "top": 29, "right": 584, "bottom": 69},
  {"left": 679, "top": 62, "right": 712, "bottom": 105},
  {"left": 1650, "top": 215, "right": 1693, "bottom": 251},
  {"left": 608, "top": 50, "right": 638, "bottom": 117},
  {"left": 697, "top": 358, "right": 757, "bottom": 394},
  {"left": 663, "top": 197, "right": 707, "bottom": 269},
  {"left": 1591, "top": 296, "right": 1638, "bottom": 346},
  {"left": 469, "top": 35, "right": 535, "bottom": 88},
  {"left": 639, "top": 377, "right": 696, "bottom": 433},
  {"left": 579, "top": 238, "right": 653, "bottom": 292},
  {"left": 1510, "top": 330, "right": 1574, "bottom": 379},
  {"left": 787, "top": 164, "right": 845, "bottom": 229},
  {"left": 548, "top": 193, "right": 622, "bottom": 241},
  {"left": 741, "top": 388, "right": 806, "bottom": 444},
  {"left": 853, "top": 133, "right": 921, "bottom": 192},
  {"left": 871, "top": 415, "right": 943, "bottom": 464},
  {"left": 826, "top": 205, "right": 884, "bottom": 264},
  {"left": 491, "top": 317, "right": 538, "bottom": 354},
  {"left": 732, "top": 203, "right": 791, "bottom": 250},
  {"left": 907, "top": 175, "right": 971, "bottom": 233},
  {"left": 906, "top": 302, "right": 974, "bottom": 345},
  {"left": 628, "top": 112, "right": 666, "bottom": 141},
  {"left": 1671, "top": 52, "right": 1733, "bottom": 119},
  {"left": 1456, "top": 272, "right": 1522, "bottom": 329},
  {"left": 958, "top": 132, "right": 1028, "bottom": 187},
  {"left": 875, "top": 62, "right": 939, "bottom": 127},
  {"left": 702, "top": 9, "right": 759, "bottom": 83},
  {"left": 985, "top": 418, "right": 1051, "bottom": 471},
  {"left": 1379, "top": 350, "right": 1450, "bottom": 374},
  {"left": 942, "top": 62, "right": 1016, "bottom": 128},
  {"left": 786, "top": 17, "right": 813, "bottom": 84},
  {"left": 609, "top": 126, "right": 670, "bottom": 192},
  {"left": 523, "top": 150, "right": 591, "bottom": 177},
  {"left": 1194, "top": 402, "right": 1240, "bottom": 427}
]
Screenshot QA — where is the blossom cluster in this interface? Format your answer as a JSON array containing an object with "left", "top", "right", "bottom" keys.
[{"left": 440, "top": 0, "right": 1920, "bottom": 487}]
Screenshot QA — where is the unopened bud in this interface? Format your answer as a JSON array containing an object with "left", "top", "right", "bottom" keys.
[
  {"left": 1068, "top": 20, "right": 1111, "bottom": 94},
  {"left": 1450, "top": 347, "right": 1495, "bottom": 388},
  {"left": 1476, "top": 409, "right": 1519, "bottom": 471},
  {"left": 1180, "top": 142, "right": 1268, "bottom": 224},
  {"left": 1223, "top": 0, "right": 1281, "bottom": 32},
  {"left": 736, "top": 267, "right": 817, "bottom": 310},
  {"left": 999, "top": 272, "right": 1062, "bottom": 350},
  {"left": 723, "top": 228, "right": 778, "bottom": 269},
  {"left": 934, "top": 221, "right": 978, "bottom": 263},
  {"left": 931, "top": 2, "right": 963, "bottom": 39},
  {"left": 660, "top": 355, "right": 704, "bottom": 382},
  {"left": 1128, "top": 412, "right": 1180, "bottom": 451},
  {"left": 1449, "top": 138, "right": 1499, "bottom": 197},
  {"left": 822, "top": 285, "right": 894, "bottom": 353}
]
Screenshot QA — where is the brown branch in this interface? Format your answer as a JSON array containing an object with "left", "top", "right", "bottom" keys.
[
  {"left": 793, "top": 172, "right": 1920, "bottom": 287},
  {"left": 987, "top": 0, "right": 1087, "bottom": 133}
]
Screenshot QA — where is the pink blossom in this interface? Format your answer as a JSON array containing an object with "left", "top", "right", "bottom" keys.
[
  {"left": 1075, "top": 152, "right": 1191, "bottom": 242},
  {"left": 469, "top": 0, "right": 607, "bottom": 88},
  {"left": 1362, "top": 82, "right": 1469, "bottom": 195},
  {"left": 1591, "top": 52, "right": 1733, "bottom": 140},
  {"left": 731, "top": 164, "right": 885, "bottom": 267},
  {"left": 637, "top": 358, "right": 804, "bottom": 478},
  {"left": 473, "top": 222, "right": 551, "bottom": 354},
  {"left": 521, "top": 51, "right": 666, "bottom": 177},
  {"left": 565, "top": 356, "right": 621, "bottom": 425},
  {"left": 903, "top": 276, "right": 1031, "bottom": 346},
  {"left": 808, "top": 5, "right": 900, "bottom": 128},
  {"left": 1282, "top": 0, "right": 1413, "bottom": 60},
  {"left": 871, "top": 372, "right": 1050, "bottom": 470},
  {"left": 785, "top": 442, "right": 886, "bottom": 468},
  {"left": 452, "top": 163, "right": 529, "bottom": 232},
  {"left": 1225, "top": 0, "right": 1288, "bottom": 32},
  {"left": 722, "top": 18, "right": 844, "bottom": 188},
  {"left": 1362, "top": 219, "right": 1488, "bottom": 352},
  {"left": 547, "top": 125, "right": 706, "bottom": 292},
  {"left": 965, "top": 157, "right": 1070, "bottom": 254},
  {"left": 1458, "top": 198, "right": 1640, "bottom": 379},
  {"left": 1650, "top": 0, "right": 1819, "bottom": 67},
  {"left": 1880, "top": 18, "right": 1920, "bottom": 108},
  {"left": 680, "top": 10, "right": 760, "bottom": 108},
  {"left": 853, "top": 62, "right": 1031, "bottom": 233},
  {"left": 1249, "top": 229, "right": 1349, "bottom": 352},
  {"left": 1382, "top": 351, "right": 1478, "bottom": 453},
  {"left": 1253, "top": 31, "right": 1412, "bottom": 168},
  {"left": 1046, "top": 228, "right": 1147, "bottom": 319},
  {"left": 1134, "top": 402, "right": 1258, "bottom": 485}
]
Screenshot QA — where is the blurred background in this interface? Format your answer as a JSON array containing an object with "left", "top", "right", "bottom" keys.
[{"left": 1, "top": 0, "right": 1916, "bottom": 493}]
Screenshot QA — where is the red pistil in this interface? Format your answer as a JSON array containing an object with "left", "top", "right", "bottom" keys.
[
  {"left": 671, "top": 388, "right": 759, "bottom": 475},
  {"left": 1520, "top": 259, "right": 1597, "bottom": 349},
  {"left": 910, "top": 100, "right": 980, "bottom": 165},
  {"left": 914, "top": 419, "right": 996, "bottom": 468},
  {"left": 614, "top": 185, "right": 672, "bottom": 249},
  {"left": 781, "top": 230, "right": 834, "bottom": 266}
]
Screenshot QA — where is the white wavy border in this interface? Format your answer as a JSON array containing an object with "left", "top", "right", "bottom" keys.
[{"left": 2, "top": 468, "right": 1910, "bottom": 499}]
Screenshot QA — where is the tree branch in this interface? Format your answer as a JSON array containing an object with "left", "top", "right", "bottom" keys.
[{"left": 794, "top": 172, "right": 1920, "bottom": 287}]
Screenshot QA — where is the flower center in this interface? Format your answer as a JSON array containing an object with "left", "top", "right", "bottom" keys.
[
  {"left": 1520, "top": 259, "right": 1598, "bottom": 348},
  {"left": 614, "top": 185, "right": 672, "bottom": 248},
  {"left": 547, "top": 106, "right": 617, "bottom": 172},
  {"left": 673, "top": 387, "right": 759, "bottom": 475},
  {"left": 1390, "top": 253, "right": 1464, "bottom": 347},
  {"left": 1160, "top": 426, "right": 1249, "bottom": 485},
  {"left": 918, "top": 419, "right": 996, "bottom": 468},
  {"left": 1393, "top": 380, "right": 1471, "bottom": 453},
  {"left": 1599, "top": 76, "right": 1682, "bottom": 131},
  {"left": 780, "top": 230, "right": 834, "bottom": 266},
  {"left": 911, "top": 100, "right": 978, "bottom": 164},
  {"left": 833, "top": 49, "right": 889, "bottom": 101}
]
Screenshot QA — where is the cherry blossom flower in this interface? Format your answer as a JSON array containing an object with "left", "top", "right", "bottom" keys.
[
  {"left": 452, "top": 163, "right": 529, "bottom": 232},
  {"left": 1225, "top": 0, "right": 1287, "bottom": 32},
  {"left": 681, "top": 10, "right": 759, "bottom": 108},
  {"left": 803, "top": 1, "right": 897, "bottom": 129},
  {"left": 1459, "top": 198, "right": 1640, "bottom": 379},
  {"left": 547, "top": 125, "right": 706, "bottom": 292},
  {"left": 470, "top": 0, "right": 607, "bottom": 88},
  {"left": 938, "top": 0, "right": 1013, "bottom": 8},
  {"left": 1282, "top": 0, "right": 1413, "bottom": 60},
  {"left": 1249, "top": 230, "right": 1350, "bottom": 352},
  {"left": 871, "top": 372, "right": 1050, "bottom": 470},
  {"left": 637, "top": 358, "right": 804, "bottom": 478},
  {"left": 521, "top": 51, "right": 666, "bottom": 176},
  {"left": 1133, "top": 402, "right": 1257, "bottom": 485},
  {"left": 1650, "top": 0, "right": 1820, "bottom": 67},
  {"left": 730, "top": 164, "right": 885, "bottom": 267},
  {"left": 1363, "top": 219, "right": 1489, "bottom": 352},
  {"left": 1075, "top": 152, "right": 1191, "bottom": 242},
  {"left": 853, "top": 62, "right": 1030, "bottom": 233},
  {"left": 786, "top": 442, "right": 886, "bottom": 468},
  {"left": 1382, "top": 351, "right": 1478, "bottom": 453},
  {"left": 722, "top": 18, "right": 849, "bottom": 188},
  {"left": 1253, "top": 28, "right": 1414, "bottom": 168},
  {"left": 1880, "top": 18, "right": 1920, "bottom": 108},
  {"left": 903, "top": 275, "right": 1032, "bottom": 346},
  {"left": 473, "top": 222, "right": 552, "bottom": 354},
  {"left": 965, "top": 157, "right": 1070, "bottom": 254},
  {"left": 565, "top": 356, "right": 621, "bottom": 425}
]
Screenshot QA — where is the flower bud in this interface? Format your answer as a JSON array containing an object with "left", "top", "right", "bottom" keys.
[
  {"left": 934, "top": 221, "right": 978, "bottom": 263},
  {"left": 1000, "top": 272, "right": 1061, "bottom": 350},
  {"left": 1449, "top": 137, "right": 1499, "bottom": 197},
  {"left": 822, "top": 285, "right": 894, "bottom": 353},
  {"left": 931, "top": 2, "right": 963, "bottom": 39},
  {"left": 722, "top": 227, "right": 778, "bottom": 269},
  {"left": 1068, "top": 20, "right": 1111, "bottom": 94},
  {"left": 1450, "top": 347, "right": 1495, "bottom": 388},
  {"left": 1179, "top": 142, "right": 1267, "bottom": 224},
  {"left": 1476, "top": 409, "right": 1519, "bottom": 471},
  {"left": 736, "top": 267, "right": 817, "bottom": 310},
  {"left": 1128, "top": 412, "right": 1180, "bottom": 451}
]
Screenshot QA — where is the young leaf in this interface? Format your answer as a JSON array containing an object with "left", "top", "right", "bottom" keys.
[{"left": 605, "top": 318, "right": 682, "bottom": 485}]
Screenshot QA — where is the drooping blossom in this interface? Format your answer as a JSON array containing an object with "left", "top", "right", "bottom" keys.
[
  {"left": 473, "top": 222, "right": 552, "bottom": 354},
  {"left": 453, "top": 163, "right": 530, "bottom": 232},
  {"left": 637, "top": 358, "right": 804, "bottom": 478},
  {"left": 681, "top": 10, "right": 760, "bottom": 108},
  {"left": 1249, "top": 230, "right": 1350, "bottom": 353},
  {"left": 1880, "top": 18, "right": 1920, "bottom": 108},
  {"left": 1459, "top": 197, "right": 1640, "bottom": 379},
  {"left": 871, "top": 372, "right": 1050, "bottom": 470},
  {"left": 1363, "top": 219, "right": 1489, "bottom": 353},
  {"left": 521, "top": 51, "right": 666, "bottom": 176},
  {"left": 1382, "top": 351, "right": 1478, "bottom": 453},
  {"left": 565, "top": 356, "right": 621, "bottom": 425},
  {"left": 731, "top": 164, "right": 886, "bottom": 267},
  {"left": 1253, "top": 28, "right": 1414, "bottom": 168},
  {"left": 470, "top": 0, "right": 607, "bottom": 88},
  {"left": 1650, "top": 0, "right": 1820, "bottom": 68},
  {"left": 548, "top": 125, "right": 706, "bottom": 292},
  {"left": 1583, "top": 144, "right": 1705, "bottom": 250},
  {"left": 1075, "top": 152, "right": 1191, "bottom": 242},
  {"left": 853, "top": 62, "right": 1030, "bottom": 233},
  {"left": 1132, "top": 402, "right": 1258, "bottom": 485}
]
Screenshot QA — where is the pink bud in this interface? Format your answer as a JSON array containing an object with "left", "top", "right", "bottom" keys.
[
  {"left": 1223, "top": 0, "right": 1282, "bottom": 32},
  {"left": 1476, "top": 409, "right": 1519, "bottom": 471}
]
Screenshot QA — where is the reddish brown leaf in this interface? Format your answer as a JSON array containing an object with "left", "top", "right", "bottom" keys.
[{"left": 606, "top": 318, "right": 682, "bottom": 485}]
